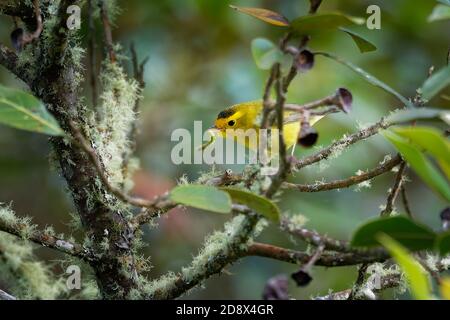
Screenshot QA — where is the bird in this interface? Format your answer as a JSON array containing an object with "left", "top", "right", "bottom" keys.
[{"left": 208, "top": 100, "right": 323, "bottom": 153}]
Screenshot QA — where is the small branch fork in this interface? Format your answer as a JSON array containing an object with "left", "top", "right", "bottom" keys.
[{"left": 381, "top": 160, "right": 407, "bottom": 216}]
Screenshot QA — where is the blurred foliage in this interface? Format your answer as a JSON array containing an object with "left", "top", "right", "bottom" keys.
[{"left": 0, "top": 0, "right": 449, "bottom": 299}]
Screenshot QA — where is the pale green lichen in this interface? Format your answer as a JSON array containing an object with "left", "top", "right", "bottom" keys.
[
  {"left": 0, "top": 205, "right": 36, "bottom": 239},
  {"left": 84, "top": 59, "right": 140, "bottom": 195},
  {"left": 43, "top": 225, "right": 56, "bottom": 237},
  {"left": 141, "top": 214, "right": 264, "bottom": 299},
  {"left": 354, "top": 262, "right": 406, "bottom": 299},
  {"left": 354, "top": 170, "right": 372, "bottom": 191},
  {"left": 0, "top": 233, "right": 67, "bottom": 299},
  {"left": 283, "top": 214, "right": 309, "bottom": 231}
]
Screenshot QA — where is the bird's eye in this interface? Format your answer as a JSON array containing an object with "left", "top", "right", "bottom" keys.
[{"left": 228, "top": 120, "right": 236, "bottom": 126}]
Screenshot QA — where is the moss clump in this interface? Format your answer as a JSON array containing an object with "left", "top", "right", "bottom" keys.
[
  {"left": 0, "top": 205, "right": 36, "bottom": 239},
  {"left": 84, "top": 59, "right": 140, "bottom": 195},
  {"left": 0, "top": 233, "right": 67, "bottom": 299},
  {"left": 141, "top": 214, "right": 263, "bottom": 299}
]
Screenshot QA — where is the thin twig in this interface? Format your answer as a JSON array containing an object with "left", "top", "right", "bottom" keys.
[
  {"left": 316, "top": 273, "right": 401, "bottom": 300},
  {"left": 18, "top": 0, "right": 43, "bottom": 49},
  {"left": 99, "top": 0, "right": 116, "bottom": 63},
  {"left": 245, "top": 243, "right": 389, "bottom": 267},
  {"left": 265, "top": 63, "right": 289, "bottom": 198},
  {"left": 121, "top": 43, "right": 149, "bottom": 184},
  {"left": 294, "top": 119, "right": 392, "bottom": 170},
  {"left": 87, "top": 0, "right": 98, "bottom": 109},
  {"left": 309, "top": 0, "right": 323, "bottom": 14},
  {"left": 282, "top": 36, "right": 310, "bottom": 92},
  {"left": 347, "top": 263, "right": 369, "bottom": 300},
  {"left": 401, "top": 186, "right": 414, "bottom": 219},
  {"left": 261, "top": 65, "right": 278, "bottom": 129},
  {"left": 281, "top": 219, "right": 354, "bottom": 253},
  {"left": 0, "top": 289, "right": 16, "bottom": 301},
  {"left": 0, "top": 217, "right": 89, "bottom": 260},
  {"left": 68, "top": 120, "right": 172, "bottom": 209},
  {"left": 303, "top": 244, "right": 325, "bottom": 270},
  {"left": 380, "top": 160, "right": 406, "bottom": 216},
  {"left": 128, "top": 42, "right": 148, "bottom": 146},
  {"left": 283, "top": 154, "right": 402, "bottom": 192}
]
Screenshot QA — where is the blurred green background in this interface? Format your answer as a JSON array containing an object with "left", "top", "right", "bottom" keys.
[{"left": 0, "top": 0, "right": 449, "bottom": 299}]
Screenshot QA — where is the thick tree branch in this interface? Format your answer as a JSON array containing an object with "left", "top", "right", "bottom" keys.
[{"left": 283, "top": 154, "right": 402, "bottom": 192}]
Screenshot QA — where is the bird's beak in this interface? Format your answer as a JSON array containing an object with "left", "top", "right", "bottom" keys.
[{"left": 209, "top": 125, "right": 217, "bottom": 129}]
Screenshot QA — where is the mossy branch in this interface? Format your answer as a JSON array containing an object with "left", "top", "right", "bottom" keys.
[
  {"left": 283, "top": 154, "right": 403, "bottom": 192},
  {"left": 0, "top": 206, "right": 89, "bottom": 260},
  {"left": 244, "top": 243, "right": 389, "bottom": 267}
]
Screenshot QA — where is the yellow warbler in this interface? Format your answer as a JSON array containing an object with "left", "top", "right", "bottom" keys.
[{"left": 210, "top": 100, "right": 322, "bottom": 151}]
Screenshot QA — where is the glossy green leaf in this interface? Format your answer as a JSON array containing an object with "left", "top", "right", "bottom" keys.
[
  {"left": 339, "top": 27, "right": 377, "bottom": 53},
  {"left": 229, "top": 5, "right": 290, "bottom": 27},
  {"left": 428, "top": 4, "right": 450, "bottom": 22},
  {"left": 392, "top": 126, "right": 450, "bottom": 179},
  {"left": 317, "top": 52, "right": 413, "bottom": 108},
  {"left": 170, "top": 185, "right": 232, "bottom": 214},
  {"left": 378, "top": 234, "right": 432, "bottom": 300},
  {"left": 290, "top": 12, "right": 364, "bottom": 35},
  {"left": 221, "top": 187, "right": 280, "bottom": 222},
  {"left": 251, "top": 38, "right": 284, "bottom": 70},
  {"left": 436, "top": 232, "right": 450, "bottom": 256},
  {"left": 0, "top": 85, "right": 63, "bottom": 136},
  {"left": 351, "top": 215, "right": 436, "bottom": 251},
  {"left": 420, "top": 65, "right": 450, "bottom": 101},
  {"left": 386, "top": 107, "right": 450, "bottom": 125},
  {"left": 383, "top": 130, "right": 450, "bottom": 202}
]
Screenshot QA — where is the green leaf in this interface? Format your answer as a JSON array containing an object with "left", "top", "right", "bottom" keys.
[
  {"left": 428, "top": 4, "right": 450, "bottom": 22},
  {"left": 251, "top": 38, "right": 284, "bottom": 70},
  {"left": 436, "top": 232, "right": 450, "bottom": 256},
  {"left": 170, "top": 185, "right": 232, "bottom": 214},
  {"left": 386, "top": 107, "right": 450, "bottom": 125},
  {"left": 229, "top": 5, "right": 290, "bottom": 27},
  {"left": 221, "top": 187, "right": 280, "bottom": 222},
  {"left": 290, "top": 12, "right": 364, "bottom": 35},
  {"left": 339, "top": 27, "right": 377, "bottom": 53},
  {"left": 420, "top": 65, "right": 450, "bottom": 101},
  {"left": 351, "top": 216, "right": 436, "bottom": 251},
  {"left": 0, "top": 85, "right": 64, "bottom": 136},
  {"left": 316, "top": 52, "right": 413, "bottom": 108},
  {"left": 378, "top": 234, "right": 432, "bottom": 300},
  {"left": 392, "top": 126, "right": 450, "bottom": 178},
  {"left": 383, "top": 130, "right": 450, "bottom": 202}
]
